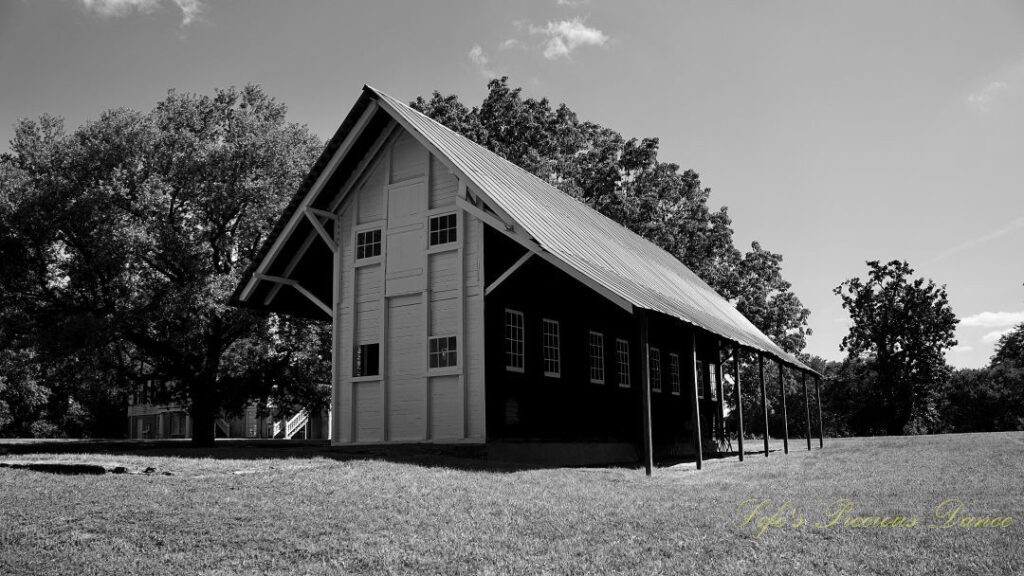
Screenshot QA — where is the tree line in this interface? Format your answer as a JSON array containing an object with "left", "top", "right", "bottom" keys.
[{"left": 1, "top": 79, "right": 1020, "bottom": 442}]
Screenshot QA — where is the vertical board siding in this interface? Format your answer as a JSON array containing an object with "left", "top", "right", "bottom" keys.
[
  {"left": 338, "top": 207, "right": 355, "bottom": 443},
  {"left": 429, "top": 155, "right": 457, "bottom": 209},
  {"left": 428, "top": 252, "right": 459, "bottom": 295},
  {"left": 331, "top": 128, "right": 485, "bottom": 444},
  {"left": 429, "top": 375, "right": 461, "bottom": 439},
  {"left": 356, "top": 162, "right": 385, "bottom": 224},
  {"left": 387, "top": 295, "right": 425, "bottom": 441},
  {"left": 352, "top": 381, "right": 382, "bottom": 442},
  {"left": 390, "top": 131, "right": 426, "bottom": 183}
]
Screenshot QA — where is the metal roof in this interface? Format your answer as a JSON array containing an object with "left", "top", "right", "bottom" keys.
[{"left": 234, "top": 85, "right": 813, "bottom": 373}]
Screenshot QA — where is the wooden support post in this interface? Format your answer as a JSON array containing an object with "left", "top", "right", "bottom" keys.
[
  {"left": 733, "top": 345, "right": 744, "bottom": 462},
  {"left": 639, "top": 311, "right": 654, "bottom": 476},
  {"left": 689, "top": 329, "right": 703, "bottom": 470},
  {"left": 803, "top": 371, "right": 811, "bottom": 451},
  {"left": 715, "top": 342, "right": 725, "bottom": 446},
  {"left": 816, "top": 376, "right": 824, "bottom": 449},
  {"left": 759, "top": 354, "right": 769, "bottom": 457},
  {"left": 778, "top": 362, "right": 789, "bottom": 455}
]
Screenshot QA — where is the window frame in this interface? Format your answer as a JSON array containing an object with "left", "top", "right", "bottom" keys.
[
  {"left": 616, "top": 338, "right": 631, "bottom": 388},
  {"left": 428, "top": 334, "right": 458, "bottom": 373},
  {"left": 650, "top": 347, "right": 662, "bottom": 393},
  {"left": 353, "top": 342, "right": 381, "bottom": 379},
  {"left": 427, "top": 211, "right": 458, "bottom": 252},
  {"left": 589, "top": 331, "right": 605, "bottom": 384},
  {"left": 696, "top": 359, "right": 705, "bottom": 399},
  {"left": 354, "top": 225, "right": 383, "bottom": 265},
  {"left": 542, "top": 319, "right": 561, "bottom": 378},
  {"left": 708, "top": 362, "right": 718, "bottom": 401},
  {"left": 504, "top": 309, "right": 525, "bottom": 373},
  {"left": 669, "top": 353, "right": 681, "bottom": 396}
]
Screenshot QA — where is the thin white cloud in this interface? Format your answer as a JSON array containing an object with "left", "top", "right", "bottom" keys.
[
  {"left": 468, "top": 45, "right": 497, "bottom": 79},
  {"left": 981, "top": 328, "right": 1015, "bottom": 344},
  {"left": 966, "top": 81, "right": 1007, "bottom": 111},
  {"left": 529, "top": 18, "right": 609, "bottom": 60},
  {"left": 961, "top": 311, "right": 1024, "bottom": 328},
  {"left": 76, "top": 0, "right": 203, "bottom": 27},
  {"left": 556, "top": 0, "right": 590, "bottom": 6},
  {"left": 949, "top": 345, "right": 973, "bottom": 353},
  {"left": 499, "top": 38, "right": 523, "bottom": 50},
  {"left": 928, "top": 215, "right": 1024, "bottom": 263}
]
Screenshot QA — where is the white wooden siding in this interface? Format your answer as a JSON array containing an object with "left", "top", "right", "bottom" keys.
[
  {"left": 357, "top": 162, "right": 385, "bottom": 224},
  {"left": 387, "top": 295, "right": 425, "bottom": 441},
  {"left": 332, "top": 126, "right": 485, "bottom": 445},
  {"left": 429, "top": 155, "right": 457, "bottom": 209}
]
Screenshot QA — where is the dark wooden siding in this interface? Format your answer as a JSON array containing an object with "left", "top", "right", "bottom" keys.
[{"left": 483, "top": 228, "right": 724, "bottom": 456}]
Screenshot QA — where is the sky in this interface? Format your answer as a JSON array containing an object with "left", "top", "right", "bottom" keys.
[{"left": 1, "top": 0, "right": 1022, "bottom": 368}]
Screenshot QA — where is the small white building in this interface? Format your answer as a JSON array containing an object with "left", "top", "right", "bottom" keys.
[{"left": 233, "top": 86, "right": 817, "bottom": 466}]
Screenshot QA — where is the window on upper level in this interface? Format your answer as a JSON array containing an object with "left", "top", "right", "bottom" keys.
[{"left": 355, "top": 228, "right": 382, "bottom": 260}]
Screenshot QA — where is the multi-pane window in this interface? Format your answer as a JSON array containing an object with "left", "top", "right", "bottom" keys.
[
  {"left": 650, "top": 348, "right": 662, "bottom": 392},
  {"left": 709, "top": 363, "right": 718, "bottom": 401},
  {"left": 542, "top": 319, "right": 561, "bottom": 377},
  {"left": 670, "top": 353, "right": 681, "bottom": 395},
  {"left": 696, "top": 359, "right": 705, "bottom": 399},
  {"left": 428, "top": 213, "right": 457, "bottom": 247},
  {"left": 353, "top": 343, "right": 380, "bottom": 377},
  {"left": 616, "top": 339, "right": 631, "bottom": 388},
  {"left": 589, "top": 331, "right": 605, "bottom": 384},
  {"left": 429, "top": 336, "right": 457, "bottom": 369},
  {"left": 505, "top": 309, "right": 524, "bottom": 372},
  {"left": 356, "top": 228, "right": 382, "bottom": 260}
]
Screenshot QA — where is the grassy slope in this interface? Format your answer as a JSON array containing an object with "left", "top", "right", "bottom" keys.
[{"left": 0, "top": 433, "right": 1021, "bottom": 575}]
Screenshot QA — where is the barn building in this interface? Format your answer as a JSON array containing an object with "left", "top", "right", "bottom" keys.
[{"left": 232, "top": 86, "right": 823, "bottom": 469}]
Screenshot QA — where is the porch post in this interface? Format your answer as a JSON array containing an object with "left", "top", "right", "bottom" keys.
[
  {"left": 803, "top": 371, "right": 812, "bottom": 451},
  {"left": 639, "top": 311, "right": 654, "bottom": 476},
  {"left": 816, "top": 376, "right": 824, "bottom": 449},
  {"left": 715, "top": 342, "right": 726, "bottom": 446},
  {"left": 688, "top": 329, "right": 703, "bottom": 470},
  {"left": 779, "top": 362, "right": 789, "bottom": 455},
  {"left": 759, "top": 353, "right": 769, "bottom": 457},
  {"left": 733, "top": 345, "right": 744, "bottom": 462}
]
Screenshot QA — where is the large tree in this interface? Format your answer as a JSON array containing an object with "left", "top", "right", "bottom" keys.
[
  {"left": 0, "top": 86, "right": 326, "bottom": 443},
  {"left": 414, "top": 77, "right": 811, "bottom": 353},
  {"left": 834, "top": 260, "right": 958, "bottom": 434}
]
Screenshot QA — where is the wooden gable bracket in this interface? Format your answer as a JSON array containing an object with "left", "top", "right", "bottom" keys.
[
  {"left": 485, "top": 251, "right": 534, "bottom": 296},
  {"left": 238, "top": 101, "right": 379, "bottom": 303},
  {"left": 303, "top": 208, "right": 337, "bottom": 252},
  {"left": 455, "top": 191, "right": 632, "bottom": 313},
  {"left": 263, "top": 121, "right": 401, "bottom": 307},
  {"left": 255, "top": 273, "right": 332, "bottom": 318}
]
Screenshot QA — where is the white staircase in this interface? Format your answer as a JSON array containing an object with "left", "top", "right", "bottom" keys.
[{"left": 272, "top": 410, "right": 310, "bottom": 439}]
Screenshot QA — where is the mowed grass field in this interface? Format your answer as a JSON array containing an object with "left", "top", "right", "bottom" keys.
[{"left": 1, "top": 433, "right": 1021, "bottom": 576}]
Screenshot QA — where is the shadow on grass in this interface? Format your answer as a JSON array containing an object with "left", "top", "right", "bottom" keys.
[
  {"left": 0, "top": 438, "right": 737, "bottom": 474},
  {"left": 0, "top": 439, "right": 687, "bottom": 473}
]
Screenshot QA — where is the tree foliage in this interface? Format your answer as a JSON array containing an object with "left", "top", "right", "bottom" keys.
[
  {"left": 0, "top": 86, "right": 327, "bottom": 442},
  {"left": 834, "top": 260, "right": 958, "bottom": 434},
  {"left": 414, "top": 78, "right": 811, "bottom": 353}
]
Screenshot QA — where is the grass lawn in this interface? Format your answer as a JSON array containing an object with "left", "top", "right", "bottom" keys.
[{"left": 1, "top": 433, "right": 1021, "bottom": 575}]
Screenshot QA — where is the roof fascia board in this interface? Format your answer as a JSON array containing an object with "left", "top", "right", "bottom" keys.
[{"left": 238, "top": 100, "right": 379, "bottom": 302}]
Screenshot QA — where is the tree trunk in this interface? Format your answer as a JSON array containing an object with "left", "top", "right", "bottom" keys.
[
  {"left": 190, "top": 382, "right": 216, "bottom": 446},
  {"left": 190, "top": 319, "right": 223, "bottom": 447}
]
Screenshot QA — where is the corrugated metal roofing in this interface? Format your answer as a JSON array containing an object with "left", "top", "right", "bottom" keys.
[
  {"left": 234, "top": 85, "right": 813, "bottom": 373},
  {"left": 367, "top": 87, "right": 811, "bottom": 372}
]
